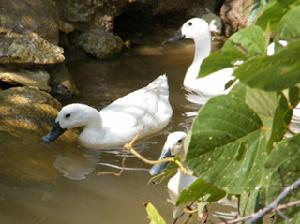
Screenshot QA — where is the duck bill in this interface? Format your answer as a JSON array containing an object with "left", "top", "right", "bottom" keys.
[
  {"left": 42, "top": 122, "right": 66, "bottom": 143},
  {"left": 163, "top": 28, "right": 185, "bottom": 44},
  {"left": 149, "top": 147, "right": 173, "bottom": 176}
]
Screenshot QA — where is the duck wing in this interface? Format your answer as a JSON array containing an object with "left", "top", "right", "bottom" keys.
[{"left": 100, "top": 74, "right": 173, "bottom": 136}]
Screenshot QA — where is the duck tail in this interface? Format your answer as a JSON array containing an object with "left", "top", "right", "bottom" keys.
[{"left": 150, "top": 74, "right": 169, "bottom": 89}]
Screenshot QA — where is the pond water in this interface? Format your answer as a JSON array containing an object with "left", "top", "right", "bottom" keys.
[{"left": 0, "top": 40, "right": 230, "bottom": 224}]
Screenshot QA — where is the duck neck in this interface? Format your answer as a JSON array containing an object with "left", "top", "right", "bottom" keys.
[
  {"left": 80, "top": 111, "right": 103, "bottom": 137},
  {"left": 184, "top": 32, "right": 211, "bottom": 89}
]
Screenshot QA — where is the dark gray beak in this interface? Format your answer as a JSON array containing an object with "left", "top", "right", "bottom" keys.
[
  {"left": 149, "top": 147, "right": 173, "bottom": 176},
  {"left": 42, "top": 122, "right": 66, "bottom": 143},
  {"left": 162, "top": 28, "right": 185, "bottom": 44}
]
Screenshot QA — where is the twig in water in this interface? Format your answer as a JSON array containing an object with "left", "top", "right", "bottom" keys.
[
  {"left": 97, "top": 157, "right": 127, "bottom": 176},
  {"left": 124, "top": 134, "right": 187, "bottom": 173},
  {"left": 98, "top": 162, "right": 149, "bottom": 172}
]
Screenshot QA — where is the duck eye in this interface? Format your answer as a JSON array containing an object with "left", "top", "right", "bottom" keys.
[
  {"left": 188, "top": 22, "right": 192, "bottom": 26},
  {"left": 65, "top": 113, "right": 71, "bottom": 118},
  {"left": 177, "top": 139, "right": 183, "bottom": 143}
]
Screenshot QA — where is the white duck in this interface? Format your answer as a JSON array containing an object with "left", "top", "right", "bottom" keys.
[
  {"left": 149, "top": 131, "right": 197, "bottom": 218},
  {"left": 42, "top": 75, "right": 173, "bottom": 149},
  {"left": 150, "top": 132, "right": 237, "bottom": 220},
  {"left": 166, "top": 18, "right": 234, "bottom": 105}
]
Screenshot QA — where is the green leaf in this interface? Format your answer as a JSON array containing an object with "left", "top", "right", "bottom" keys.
[
  {"left": 188, "top": 92, "right": 262, "bottom": 157},
  {"left": 246, "top": 88, "right": 292, "bottom": 152},
  {"left": 239, "top": 188, "right": 265, "bottom": 217},
  {"left": 176, "top": 178, "right": 226, "bottom": 205},
  {"left": 264, "top": 134, "right": 300, "bottom": 200},
  {"left": 289, "top": 86, "right": 300, "bottom": 107},
  {"left": 186, "top": 86, "right": 292, "bottom": 194},
  {"left": 199, "top": 25, "right": 267, "bottom": 77},
  {"left": 256, "top": 0, "right": 300, "bottom": 31},
  {"left": 145, "top": 202, "right": 166, "bottom": 224},
  {"left": 234, "top": 40, "right": 300, "bottom": 91},
  {"left": 264, "top": 134, "right": 300, "bottom": 223},
  {"left": 276, "top": 5, "right": 300, "bottom": 42}
]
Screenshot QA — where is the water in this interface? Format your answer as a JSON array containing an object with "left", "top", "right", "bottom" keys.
[{"left": 0, "top": 40, "right": 229, "bottom": 224}]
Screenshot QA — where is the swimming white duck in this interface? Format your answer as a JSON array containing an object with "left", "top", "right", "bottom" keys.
[
  {"left": 149, "top": 131, "right": 197, "bottom": 218},
  {"left": 166, "top": 18, "right": 234, "bottom": 105},
  {"left": 149, "top": 132, "right": 238, "bottom": 220},
  {"left": 42, "top": 75, "right": 173, "bottom": 149}
]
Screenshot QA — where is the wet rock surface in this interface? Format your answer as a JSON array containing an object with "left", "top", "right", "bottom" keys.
[
  {"left": 0, "top": 0, "right": 59, "bottom": 44},
  {"left": 48, "top": 64, "right": 79, "bottom": 98},
  {"left": 0, "top": 67, "right": 51, "bottom": 92},
  {"left": 75, "top": 29, "right": 124, "bottom": 60},
  {"left": 0, "top": 29, "right": 65, "bottom": 65},
  {"left": 0, "top": 86, "right": 77, "bottom": 140}
]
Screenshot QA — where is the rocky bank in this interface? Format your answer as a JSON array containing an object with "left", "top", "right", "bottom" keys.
[{"left": 0, "top": 0, "right": 258, "bottom": 141}]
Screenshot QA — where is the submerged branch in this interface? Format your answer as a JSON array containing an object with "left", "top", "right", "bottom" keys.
[
  {"left": 218, "top": 178, "right": 300, "bottom": 224},
  {"left": 98, "top": 162, "right": 149, "bottom": 172},
  {"left": 97, "top": 157, "right": 127, "bottom": 176},
  {"left": 124, "top": 134, "right": 187, "bottom": 173}
]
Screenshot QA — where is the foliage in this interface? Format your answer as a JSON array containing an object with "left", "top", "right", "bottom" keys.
[
  {"left": 145, "top": 202, "right": 166, "bottom": 224},
  {"left": 199, "top": 25, "right": 268, "bottom": 77},
  {"left": 180, "top": 0, "right": 300, "bottom": 221},
  {"left": 146, "top": 0, "right": 300, "bottom": 222},
  {"left": 177, "top": 178, "right": 226, "bottom": 205}
]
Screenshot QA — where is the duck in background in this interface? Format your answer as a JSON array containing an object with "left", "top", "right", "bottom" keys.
[{"left": 165, "top": 18, "right": 235, "bottom": 105}]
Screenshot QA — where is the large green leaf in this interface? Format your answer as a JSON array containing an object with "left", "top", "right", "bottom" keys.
[
  {"left": 234, "top": 40, "right": 300, "bottom": 91},
  {"left": 199, "top": 25, "right": 267, "bottom": 77},
  {"left": 256, "top": 0, "right": 300, "bottom": 31},
  {"left": 176, "top": 178, "right": 226, "bottom": 205},
  {"left": 275, "top": 5, "right": 300, "bottom": 42},
  {"left": 245, "top": 88, "right": 292, "bottom": 152},
  {"left": 186, "top": 86, "right": 291, "bottom": 194},
  {"left": 145, "top": 202, "right": 166, "bottom": 224}
]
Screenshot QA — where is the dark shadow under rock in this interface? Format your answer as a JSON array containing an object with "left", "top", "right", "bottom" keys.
[{"left": 0, "top": 66, "right": 51, "bottom": 92}]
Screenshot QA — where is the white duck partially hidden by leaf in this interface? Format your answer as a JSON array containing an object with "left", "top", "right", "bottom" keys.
[
  {"left": 149, "top": 132, "right": 238, "bottom": 220},
  {"left": 42, "top": 75, "right": 173, "bottom": 149},
  {"left": 149, "top": 131, "right": 197, "bottom": 218},
  {"left": 166, "top": 18, "right": 234, "bottom": 105}
]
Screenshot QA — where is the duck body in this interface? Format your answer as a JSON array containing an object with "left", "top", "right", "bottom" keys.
[
  {"left": 149, "top": 131, "right": 197, "bottom": 218},
  {"left": 167, "top": 169, "right": 197, "bottom": 217},
  {"left": 43, "top": 75, "right": 173, "bottom": 149},
  {"left": 167, "top": 18, "right": 234, "bottom": 105}
]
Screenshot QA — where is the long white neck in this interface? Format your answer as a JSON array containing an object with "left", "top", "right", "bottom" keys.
[{"left": 184, "top": 32, "right": 211, "bottom": 89}]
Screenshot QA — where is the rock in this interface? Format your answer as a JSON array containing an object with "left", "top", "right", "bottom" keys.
[
  {"left": 55, "top": 0, "right": 102, "bottom": 23},
  {"left": 0, "top": 67, "right": 51, "bottom": 92},
  {"left": 220, "top": 0, "right": 257, "bottom": 37},
  {"left": 152, "top": 0, "right": 194, "bottom": 15},
  {"left": 0, "top": 86, "right": 77, "bottom": 140},
  {"left": 0, "top": 29, "right": 65, "bottom": 65},
  {"left": 75, "top": 29, "right": 124, "bottom": 60},
  {"left": 0, "top": 0, "right": 59, "bottom": 44},
  {"left": 58, "top": 21, "right": 76, "bottom": 34},
  {"left": 48, "top": 64, "right": 79, "bottom": 98}
]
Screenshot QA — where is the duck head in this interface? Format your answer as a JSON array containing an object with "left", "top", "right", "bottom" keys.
[
  {"left": 164, "top": 18, "right": 210, "bottom": 43},
  {"left": 42, "top": 103, "right": 99, "bottom": 143},
  {"left": 149, "top": 131, "right": 187, "bottom": 176}
]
